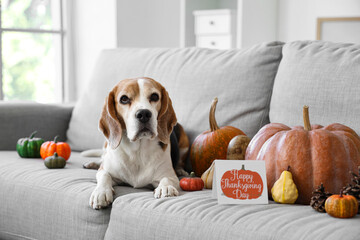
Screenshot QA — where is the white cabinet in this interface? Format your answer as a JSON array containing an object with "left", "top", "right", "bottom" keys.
[
  {"left": 197, "top": 35, "right": 232, "bottom": 49},
  {"left": 195, "top": 14, "right": 232, "bottom": 34},
  {"left": 194, "top": 9, "right": 236, "bottom": 49}
]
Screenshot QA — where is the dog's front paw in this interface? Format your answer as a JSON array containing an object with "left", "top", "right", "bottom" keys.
[
  {"left": 89, "top": 186, "right": 114, "bottom": 210},
  {"left": 154, "top": 185, "right": 179, "bottom": 198}
]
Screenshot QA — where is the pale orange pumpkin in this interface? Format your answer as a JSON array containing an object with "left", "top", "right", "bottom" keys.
[
  {"left": 246, "top": 106, "right": 360, "bottom": 204},
  {"left": 190, "top": 98, "right": 245, "bottom": 177}
]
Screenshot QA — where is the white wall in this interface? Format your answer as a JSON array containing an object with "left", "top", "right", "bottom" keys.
[
  {"left": 278, "top": 0, "right": 360, "bottom": 42},
  {"left": 117, "top": 0, "right": 181, "bottom": 48},
  {"left": 72, "top": 0, "right": 117, "bottom": 99},
  {"left": 238, "top": 0, "right": 278, "bottom": 48}
]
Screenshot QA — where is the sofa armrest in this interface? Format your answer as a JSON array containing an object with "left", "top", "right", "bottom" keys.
[{"left": 0, "top": 101, "right": 74, "bottom": 150}]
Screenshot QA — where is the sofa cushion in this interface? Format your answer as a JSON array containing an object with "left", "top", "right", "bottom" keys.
[
  {"left": 67, "top": 43, "right": 284, "bottom": 151},
  {"left": 270, "top": 41, "right": 360, "bottom": 134},
  {"left": 0, "top": 151, "right": 148, "bottom": 240},
  {"left": 105, "top": 190, "right": 360, "bottom": 240}
]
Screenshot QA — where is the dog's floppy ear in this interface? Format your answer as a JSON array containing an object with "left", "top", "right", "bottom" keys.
[
  {"left": 99, "top": 90, "right": 124, "bottom": 149},
  {"left": 157, "top": 87, "right": 177, "bottom": 144}
]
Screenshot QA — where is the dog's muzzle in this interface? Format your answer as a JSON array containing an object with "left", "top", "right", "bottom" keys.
[
  {"left": 132, "top": 109, "right": 156, "bottom": 141},
  {"left": 135, "top": 109, "right": 152, "bottom": 123}
]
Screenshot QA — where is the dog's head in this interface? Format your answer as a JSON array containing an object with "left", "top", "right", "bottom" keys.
[{"left": 99, "top": 77, "right": 177, "bottom": 149}]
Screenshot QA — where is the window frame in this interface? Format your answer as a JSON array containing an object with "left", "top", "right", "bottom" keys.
[{"left": 0, "top": 0, "right": 67, "bottom": 102}]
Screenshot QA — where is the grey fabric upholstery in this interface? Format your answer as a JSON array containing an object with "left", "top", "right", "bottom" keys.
[
  {"left": 67, "top": 42, "right": 284, "bottom": 151},
  {"left": 0, "top": 151, "right": 149, "bottom": 240},
  {"left": 105, "top": 190, "right": 360, "bottom": 240},
  {"left": 0, "top": 102, "right": 73, "bottom": 150},
  {"left": 270, "top": 41, "right": 360, "bottom": 134}
]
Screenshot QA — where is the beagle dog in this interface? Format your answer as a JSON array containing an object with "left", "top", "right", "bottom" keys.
[{"left": 85, "top": 77, "right": 189, "bottom": 210}]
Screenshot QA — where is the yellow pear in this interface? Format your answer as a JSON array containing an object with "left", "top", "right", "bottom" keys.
[{"left": 271, "top": 166, "right": 298, "bottom": 204}]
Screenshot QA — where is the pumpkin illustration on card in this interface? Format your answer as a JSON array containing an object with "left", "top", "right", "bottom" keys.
[
  {"left": 221, "top": 165, "right": 264, "bottom": 200},
  {"left": 212, "top": 160, "right": 268, "bottom": 204}
]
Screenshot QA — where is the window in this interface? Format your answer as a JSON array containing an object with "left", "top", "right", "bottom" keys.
[{"left": 0, "top": 0, "right": 65, "bottom": 103}]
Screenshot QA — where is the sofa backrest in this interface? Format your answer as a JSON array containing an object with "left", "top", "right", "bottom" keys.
[
  {"left": 0, "top": 102, "right": 73, "bottom": 150},
  {"left": 67, "top": 42, "right": 284, "bottom": 151},
  {"left": 270, "top": 41, "right": 360, "bottom": 134}
]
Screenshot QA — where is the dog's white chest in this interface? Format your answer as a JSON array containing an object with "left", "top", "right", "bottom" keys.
[{"left": 103, "top": 138, "right": 166, "bottom": 188}]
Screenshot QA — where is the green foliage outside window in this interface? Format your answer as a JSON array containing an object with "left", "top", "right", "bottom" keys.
[{"left": 1, "top": 0, "right": 59, "bottom": 102}]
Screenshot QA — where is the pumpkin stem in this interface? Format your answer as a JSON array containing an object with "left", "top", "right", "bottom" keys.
[
  {"left": 303, "top": 105, "right": 311, "bottom": 131},
  {"left": 53, "top": 135, "right": 59, "bottom": 143},
  {"left": 209, "top": 98, "right": 220, "bottom": 132},
  {"left": 241, "top": 165, "right": 245, "bottom": 170},
  {"left": 339, "top": 189, "right": 344, "bottom": 198},
  {"left": 190, "top": 172, "right": 196, "bottom": 178},
  {"left": 287, "top": 166, "right": 291, "bottom": 171},
  {"left": 54, "top": 152, "right": 58, "bottom": 158},
  {"left": 29, "top": 131, "right": 37, "bottom": 139}
]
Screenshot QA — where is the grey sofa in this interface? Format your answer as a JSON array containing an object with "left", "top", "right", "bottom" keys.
[{"left": 1, "top": 40, "right": 360, "bottom": 240}]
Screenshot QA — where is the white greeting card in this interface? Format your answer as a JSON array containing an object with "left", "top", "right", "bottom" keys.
[{"left": 212, "top": 160, "right": 268, "bottom": 204}]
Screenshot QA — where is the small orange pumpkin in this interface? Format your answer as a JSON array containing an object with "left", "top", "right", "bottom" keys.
[
  {"left": 246, "top": 106, "right": 360, "bottom": 204},
  {"left": 190, "top": 98, "right": 246, "bottom": 176},
  {"left": 40, "top": 136, "right": 71, "bottom": 161},
  {"left": 325, "top": 190, "right": 358, "bottom": 218},
  {"left": 180, "top": 172, "right": 204, "bottom": 191}
]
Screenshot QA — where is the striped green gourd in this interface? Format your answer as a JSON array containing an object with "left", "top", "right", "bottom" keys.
[{"left": 16, "top": 131, "right": 44, "bottom": 158}]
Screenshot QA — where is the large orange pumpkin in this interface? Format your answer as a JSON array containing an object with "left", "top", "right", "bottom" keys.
[
  {"left": 40, "top": 136, "right": 71, "bottom": 161},
  {"left": 245, "top": 106, "right": 360, "bottom": 204},
  {"left": 190, "top": 98, "right": 245, "bottom": 176}
]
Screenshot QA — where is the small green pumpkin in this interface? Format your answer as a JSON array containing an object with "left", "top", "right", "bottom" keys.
[
  {"left": 44, "top": 152, "right": 66, "bottom": 169},
  {"left": 16, "top": 131, "right": 44, "bottom": 158}
]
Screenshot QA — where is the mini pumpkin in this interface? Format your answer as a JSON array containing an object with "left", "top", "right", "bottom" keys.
[
  {"left": 40, "top": 136, "right": 71, "bottom": 160},
  {"left": 190, "top": 98, "right": 245, "bottom": 176},
  {"left": 16, "top": 131, "right": 44, "bottom": 158},
  {"left": 325, "top": 190, "right": 358, "bottom": 218},
  {"left": 246, "top": 106, "right": 360, "bottom": 204},
  {"left": 180, "top": 172, "right": 204, "bottom": 191},
  {"left": 44, "top": 152, "right": 66, "bottom": 169}
]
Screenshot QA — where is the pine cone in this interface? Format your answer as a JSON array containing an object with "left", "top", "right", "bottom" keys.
[
  {"left": 343, "top": 184, "right": 360, "bottom": 198},
  {"left": 350, "top": 166, "right": 360, "bottom": 185},
  {"left": 342, "top": 166, "right": 360, "bottom": 213},
  {"left": 310, "top": 183, "right": 332, "bottom": 213}
]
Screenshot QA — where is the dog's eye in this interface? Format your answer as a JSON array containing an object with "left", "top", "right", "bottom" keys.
[
  {"left": 150, "top": 93, "right": 159, "bottom": 102},
  {"left": 120, "top": 95, "right": 130, "bottom": 104}
]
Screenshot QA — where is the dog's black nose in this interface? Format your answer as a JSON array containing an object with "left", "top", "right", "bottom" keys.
[{"left": 135, "top": 109, "right": 152, "bottom": 123}]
